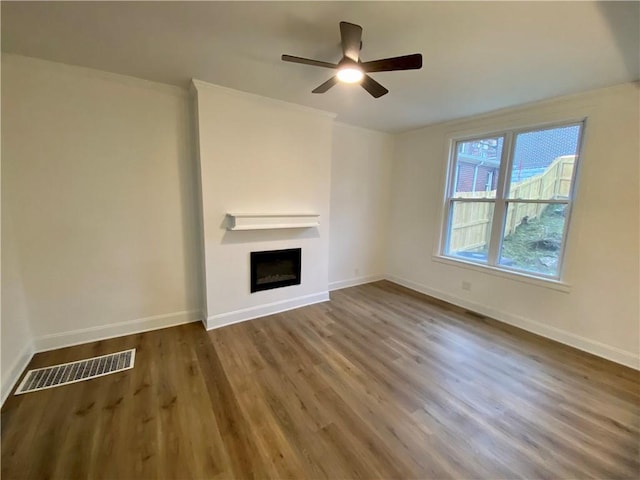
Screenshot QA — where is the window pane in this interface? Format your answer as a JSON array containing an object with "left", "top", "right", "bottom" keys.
[
  {"left": 452, "top": 137, "right": 503, "bottom": 199},
  {"left": 446, "top": 201, "right": 495, "bottom": 263},
  {"left": 507, "top": 124, "right": 581, "bottom": 200},
  {"left": 499, "top": 202, "right": 567, "bottom": 276}
]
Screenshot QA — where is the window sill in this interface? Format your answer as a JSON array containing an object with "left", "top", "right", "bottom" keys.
[{"left": 432, "top": 255, "right": 571, "bottom": 293}]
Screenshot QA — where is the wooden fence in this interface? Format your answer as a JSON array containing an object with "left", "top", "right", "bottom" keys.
[{"left": 449, "top": 155, "right": 575, "bottom": 253}]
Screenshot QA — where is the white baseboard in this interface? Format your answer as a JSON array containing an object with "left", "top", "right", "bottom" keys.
[
  {"left": 386, "top": 274, "right": 640, "bottom": 370},
  {"left": 2, "top": 340, "right": 35, "bottom": 406},
  {"left": 205, "top": 291, "right": 330, "bottom": 330},
  {"left": 329, "top": 274, "right": 385, "bottom": 291},
  {"left": 33, "top": 310, "right": 202, "bottom": 353}
]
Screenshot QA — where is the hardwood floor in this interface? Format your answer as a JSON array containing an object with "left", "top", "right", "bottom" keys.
[{"left": 2, "top": 281, "right": 639, "bottom": 479}]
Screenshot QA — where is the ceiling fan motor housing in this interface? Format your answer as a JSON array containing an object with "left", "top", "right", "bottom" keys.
[{"left": 281, "top": 21, "right": 423, "bottom": 98}]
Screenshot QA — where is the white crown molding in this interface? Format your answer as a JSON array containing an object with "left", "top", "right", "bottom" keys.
[
  {"left": 191, "top": 78, "right": 337, "bottom": 119},
  {"left": 399, "top": 81, "right": 639, "bottom": 135},
  {"left": 2, "top": 53, "right": 188, "bottom": 98},
  {"left": 332, "top": 120, "right": 392, "bottom": 136}
]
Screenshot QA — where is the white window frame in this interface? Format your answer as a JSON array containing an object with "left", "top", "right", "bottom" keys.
[{"left": 437, "top": 119, "right": 586, "bottom": 286}]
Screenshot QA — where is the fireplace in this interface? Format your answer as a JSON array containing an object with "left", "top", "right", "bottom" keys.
[{"left": 250, "top": 248, "right": 301, "bottom": 293}]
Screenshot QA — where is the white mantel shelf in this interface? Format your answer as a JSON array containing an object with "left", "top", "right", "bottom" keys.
[{"left": 226, "top": 213, "right": 320, "bottom": 231}]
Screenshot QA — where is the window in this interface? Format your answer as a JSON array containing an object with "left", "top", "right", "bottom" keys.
[{"left": 441, "top": 122, "right": 584, "bottom": 280}]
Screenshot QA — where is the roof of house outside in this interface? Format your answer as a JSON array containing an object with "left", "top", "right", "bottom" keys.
[
  {"left": 511, "top": 125, "right": 581, "bottom": 182},
  {"left": 457, "top": 125, "right": 581, "bottom": 183}
]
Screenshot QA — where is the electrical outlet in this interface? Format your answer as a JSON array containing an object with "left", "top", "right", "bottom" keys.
[{"left": 462, "top": 281, "right": 471, "bottom": 291}]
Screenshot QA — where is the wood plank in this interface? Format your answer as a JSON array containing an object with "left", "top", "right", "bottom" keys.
[{"left": 2, "top": 281, "right": 638, "bottom": 479}]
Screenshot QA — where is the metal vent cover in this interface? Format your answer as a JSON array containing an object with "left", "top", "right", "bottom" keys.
[{"left": 15, "top": 349, "right": 135, "bottom": 395}]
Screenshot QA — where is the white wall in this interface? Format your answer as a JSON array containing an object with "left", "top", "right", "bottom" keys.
[
  {"left": 387, "top": 83, "right": 640, "bottom": 368},
  {"left": 1, "top": 77, "right": 35, "bottom": 401},
  {"left": 2, "top": 53, "right": 636, "bottom": 403},
  {"left": 1, "top": 215, "right": 34, "bottom": 403},
  {"left": 329, "top": 123, "right": 393, "bottom": 290},
  {"left": 192, "top": 80, "right": 334, "bottom": 328},
  {"left": 1, "top": 55, "right": 202, "bottom": 358}
]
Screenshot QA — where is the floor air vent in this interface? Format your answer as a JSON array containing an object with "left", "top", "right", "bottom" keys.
[{"left": 15, "top": 348, "right": 135, "bottom": 395}]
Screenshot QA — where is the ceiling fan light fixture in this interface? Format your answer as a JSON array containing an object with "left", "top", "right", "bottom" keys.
[
  {"left": 336, "top": 66, "right": 364, "bottom": 83},
  {"left": 282, "top": 21, "right": 422, "bottom": 97}
]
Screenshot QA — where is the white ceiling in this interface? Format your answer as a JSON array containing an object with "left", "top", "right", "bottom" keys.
[{"left": 2, "top": 1, "right": 638, "bottom": 133}]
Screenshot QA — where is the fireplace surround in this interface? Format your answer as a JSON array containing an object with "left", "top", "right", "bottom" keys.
[{"left": 250, "top": 248, "right": 302, "bottom": 293}]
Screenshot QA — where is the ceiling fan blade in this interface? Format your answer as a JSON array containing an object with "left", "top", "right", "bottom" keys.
[
  {"left": 361, "top": 75, "right": 389, "bottom": 98},
  {"left": 361, "top": 54, "right": 423, "bottom": 72},
  {"left": 340, "top": 21, "right": 363, "bottom": 62},
  {"left": 312, "top": 76, "right": 338, "bottom": 94},
  {"left": 281, "top": 54, "right": 338, "bottom": 69}
]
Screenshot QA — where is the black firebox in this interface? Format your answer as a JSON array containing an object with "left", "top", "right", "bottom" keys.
[{"left": 250, "top": 248, "right": 301, "bottom": 293}]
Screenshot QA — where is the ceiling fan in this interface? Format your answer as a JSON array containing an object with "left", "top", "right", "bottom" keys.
[{"left": 282, "top": 21, "right": 422, "bottom": 98}]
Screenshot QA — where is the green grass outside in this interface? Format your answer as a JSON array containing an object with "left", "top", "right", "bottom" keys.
[{"left": 500, "top": 204, "right": 566, "bottom": 275}]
